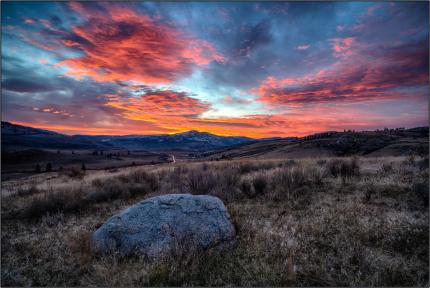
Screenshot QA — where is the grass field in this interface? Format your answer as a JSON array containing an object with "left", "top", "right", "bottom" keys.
[{"left": 1, "top": 156, "right": 428, "bottom": 286}]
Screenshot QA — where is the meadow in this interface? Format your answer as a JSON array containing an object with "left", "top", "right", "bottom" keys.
[{"left": 1, "top": 156, "right": 428, "bottom": 286}]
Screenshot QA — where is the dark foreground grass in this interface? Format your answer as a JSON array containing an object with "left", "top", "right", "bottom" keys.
[{"left": 1, "top": 156, "right": 428, "bottom": 286}]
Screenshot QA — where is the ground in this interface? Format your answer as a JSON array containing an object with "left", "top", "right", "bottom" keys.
[{"left": 1, "top": 156, "right": 429, "bottom": 286}]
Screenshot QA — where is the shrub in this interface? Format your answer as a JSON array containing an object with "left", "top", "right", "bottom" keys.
[
  {"left": 379, "top": 162, "right": 393, "bottom": 174},
  {"left": 269, "top": 166, "right": 311, "bottom": 202},
  {"left": 45, "top": 162, "right": 52, "bottom": 172},
  {"left": 68, "top": 167, "right": 85, "bottom": 179},
  {"left": 240, "top": 179, "right": 254, "bottom": 198},
  {"left": 238, "top": 162, "right": 253, "bottom": 174},
  {"left": 17, "top": 185, "right": 40, "bottom": 197},
  {"left": 412, "top": 181, "right": 429, "bottom": 207},
  {"left": 363, "top": 183, "right": 376, "bottom": 203},
  {"left": 186, "top": 168, "right": 217, "bottom": 194},
  {"left": 23, "top": 187, "right": 86, "bottom": 219},
  {"left": 418, "top": 156, "right": 429, "bottom": 170},
  {"left": 88, "top": 180, "right": 126, "bottom": 202},
  {"left": 129, "top": 170, "right": 159, "bottom": 191},
  {"left": 218, "top": 168, "right": 240, "bottom": 190},
  {"left": 341, "top": 157, "right": 360, "bottom": 178},
  {"left": 326, "top": 159, "right": 343, "bottom": 177},
  {"left": 252, "top": 174, "right": 267, "bottom": 196},
  {"left": 325, "top": 158, "right": 360, "bottom": 178}
]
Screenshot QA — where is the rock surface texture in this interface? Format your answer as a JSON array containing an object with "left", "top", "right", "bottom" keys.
[{"left": 91, "top": 194, "right": 236, "bottom": 257}]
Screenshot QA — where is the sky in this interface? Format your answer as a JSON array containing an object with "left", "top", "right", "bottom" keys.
[{"left": 1, "top": 1, "right": 429, "bottom": 138}]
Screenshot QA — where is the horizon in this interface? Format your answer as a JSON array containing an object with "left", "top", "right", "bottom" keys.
[
  {"left": 3, "top": 120, "right": 427, "bottom": 139},
  {"left": 2, "top": 2, "right": 429, "bottom": 137}
]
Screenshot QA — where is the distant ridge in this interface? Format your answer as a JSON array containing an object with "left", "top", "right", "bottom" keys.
[
  {"left": 1, "top": 121, "right": 254, "bottom": 152},
  {"left": 2, "top": 121, "right": 428, "bottom": 156}
]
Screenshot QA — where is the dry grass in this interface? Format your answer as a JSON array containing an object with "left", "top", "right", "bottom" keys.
[{"left": 1, "top": 156, "right": 428, "bottom": 286}]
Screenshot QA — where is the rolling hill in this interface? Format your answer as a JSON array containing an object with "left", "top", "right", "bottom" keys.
[{"left": 204, "top": 128, "right": 429, "bottom": 160}]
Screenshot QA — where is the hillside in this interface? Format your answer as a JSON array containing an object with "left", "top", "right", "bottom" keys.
[{"left": 204, "top": 128, "right": 429, "bottom": 160}]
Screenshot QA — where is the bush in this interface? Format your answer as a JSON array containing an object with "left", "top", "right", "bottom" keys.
[
  {"left": 186, "top": 168, "right": 217, "bottom": 194},
  {"left": 17, "top": 185, "right": 40, "bottom": 197},
  {"left": 23, "top": 188, "right": 86, "bottom": 219},
  {"left": 68, "top": 167, "right": 85, "bottom": 179},
  {"left": 269, "top": 166, "right": 311, "bottom": 203},
  {"left": 218, "top": 168, "right": 240, "bottom": 190},
  {"left": 129, "top": 170, "right": 159, "bottom": 191},
  {"left": 240, "top": 179, "right": 254, "bottom": 198},
  {"left": 418, "top": 156, "right": 429, "bottom": 170},
  {"left": 412, "top": 181, "right": 429, "bottom": 207},
  {"left": 45, "top": 163, "right": 52, "bottom": 172},
  {"left": 252, "top": 174, "right": 267, "bottom": 196},
  {"left": 326, "top": 158, "right": 360, "bottom": 178},
  {"left": 379, "top": 162, "right": 393, "bottom": 174}
]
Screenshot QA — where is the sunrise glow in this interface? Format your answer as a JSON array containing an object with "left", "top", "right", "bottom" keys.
[{"left": 2, "top": 1, "right": 428, "bottom": 137}]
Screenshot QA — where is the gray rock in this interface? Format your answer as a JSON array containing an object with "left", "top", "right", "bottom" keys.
[{"left": 91, "top": 194, "right": 236, "bottom": 257}]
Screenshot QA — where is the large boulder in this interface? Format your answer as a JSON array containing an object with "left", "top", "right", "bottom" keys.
[{"left": 91, "top": 194, "right": 236, "bottom": 257}]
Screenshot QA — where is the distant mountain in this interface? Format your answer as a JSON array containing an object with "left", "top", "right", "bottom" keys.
[
  {"left": 86, "top": 130, "right": 255, "bottom": 152},
  {"left": 1, "top": 121, "right": 111, "bottom": 150},
  {"left": 1, "top": 122, "right": 255, "bottom": 152}
]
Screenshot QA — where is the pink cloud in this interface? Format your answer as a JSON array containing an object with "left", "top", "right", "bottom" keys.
[
  {"left": 296, "top": 44, "right": 310, "bottom": 51},
  {"left": 57, "top": 3, "right": 225, "bottom": 84}
]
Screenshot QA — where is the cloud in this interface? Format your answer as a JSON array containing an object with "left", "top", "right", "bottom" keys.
[
  {"left": 104, "top": 88, "right": 211, "bottom": 121},
  {"left": 2, "top": 78, "right": 56, "bottom": 93},
  {"left": 296, "top": 44, "right": 310, "bottom": 51},
  {"left": 57, "top": 2, "right": 224, "bottom": 84},
  {"left": 254, "top": 39, "right": 428, "bottom": 106},
  {"left": 24, "top": 18, "right": 35, "bottom": 24},
  {"left": 32, "top": 106, "right": 74, "bottom": 118},
  {"left": 330, "top": 37, "right": 356, "bottom": 57}
]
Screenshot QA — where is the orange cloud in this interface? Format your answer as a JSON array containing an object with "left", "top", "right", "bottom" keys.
[
  {"left": 21, "top": 103, "right": 418, "bottom": 138},
  {"left": 58, "top": 3, "right": 225, "bottom": 84},
  {"left": 98, "top": 87, "right": 413, "bottom": 138},
  {"left": 32, "top": 106, "right": 74, "bottom": 117},
  {"left": 105, "top": 90, "right": 210, "bottom": 122}
]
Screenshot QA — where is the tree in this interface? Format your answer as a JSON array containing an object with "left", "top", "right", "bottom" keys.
[
  {"left": 45, "top": 163, "right": 52, "bottom": 172},
  {"left": 81, "top": 163, "right": 86, "bottom": 171},
  {"left": 35, "top": 163, "right": 41, "bottom": 173}
]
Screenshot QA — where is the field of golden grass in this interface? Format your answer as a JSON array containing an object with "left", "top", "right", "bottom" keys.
[{"left": 1, "top": 156, "right": 428, "bottom": 286}]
